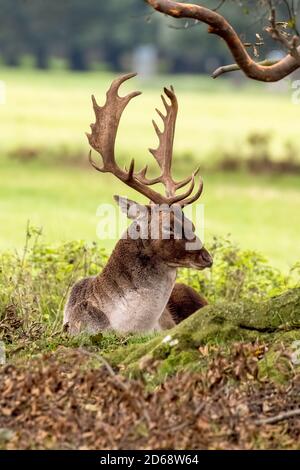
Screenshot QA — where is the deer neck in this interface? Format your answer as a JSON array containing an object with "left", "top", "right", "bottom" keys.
[{"left": 95, "top": 235, "right": 177, "bottom": 332}]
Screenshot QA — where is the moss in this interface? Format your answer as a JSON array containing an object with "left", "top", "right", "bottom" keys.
[
  {"left": 106, "top": 288, "right": 300, "bottom": 381},
  {"left": 7, "top": 288, "right": 300, "bottom": 384},
  {"left": 108, "top": 336, "right": 161, "bottom": 368},
  {"left": 156, "top": 350, "right": 201, "bottom": 379},
  {"left": 258, "top": 330, "right": 300, "bottom": 383}
]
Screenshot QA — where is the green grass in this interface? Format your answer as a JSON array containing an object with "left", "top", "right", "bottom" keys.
[
  {"left": 0, "top": 67, "right": 300, "bottom": 270},
  {"left": 1, "top": 67, "right": 300, "bottom": 161},
  {"left": 0, "top": 159, "right": 300, "bottom": 270}
]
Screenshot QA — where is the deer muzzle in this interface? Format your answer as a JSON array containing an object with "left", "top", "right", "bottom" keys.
[{"left": 198, "top": 248, "right": 213, "bottom": 268}]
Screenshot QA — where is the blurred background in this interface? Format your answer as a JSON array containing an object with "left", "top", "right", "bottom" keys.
[{"left": 0, "top": 0, "right": 300, "bottom": 270}]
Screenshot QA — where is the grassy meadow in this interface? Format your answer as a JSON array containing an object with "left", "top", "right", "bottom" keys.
[{"left": 0, "top": 67, "right": 300, "bottom": 269}]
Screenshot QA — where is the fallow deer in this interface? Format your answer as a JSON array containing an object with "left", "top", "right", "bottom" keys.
[{"left": 64, "top": 73, "right": 212, "bottom": 335}]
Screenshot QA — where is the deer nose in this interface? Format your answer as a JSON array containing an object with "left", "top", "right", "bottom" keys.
[{"left": 200, "top": 249, "right": 213, "bottom": 267}]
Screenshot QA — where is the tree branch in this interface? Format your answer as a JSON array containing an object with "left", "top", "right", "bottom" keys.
[
  {"left": 212, "top": 59, "right": 279, "bottom": 79},
  {"left": 265, "top": 2, "right": 300, "bottom": 61},
  {"left": 254, "top": 408, "right": 300, "bottom": 425},
  {"left": 145, "top": 0, "right": 300, "bottom": 82}
]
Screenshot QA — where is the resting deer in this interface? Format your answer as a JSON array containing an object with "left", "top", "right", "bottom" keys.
[{"left": 64, "top": 73, "right": 213, "bottom": 335}]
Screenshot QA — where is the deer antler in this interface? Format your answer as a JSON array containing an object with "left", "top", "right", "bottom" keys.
[
  {"left": 87, "top": 73, "right": 203, "bottom": 207},
  {"left": 136, "top": 85, "right": 203, "bottom": 206}
]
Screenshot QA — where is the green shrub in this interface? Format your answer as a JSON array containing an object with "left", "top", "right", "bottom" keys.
[
  {"left": 0, "top": 226, "right": 299, "bottom": 347},
  {"left": 178, "top": 235, "right": 300, "bottom": 303},
  {"left": 0, "top": 225, "right": 107, "bottom": 343}
]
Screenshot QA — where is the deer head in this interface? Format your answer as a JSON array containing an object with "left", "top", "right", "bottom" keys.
[{"left": 87, "top": 73, "right": 212, "bottom": 270}]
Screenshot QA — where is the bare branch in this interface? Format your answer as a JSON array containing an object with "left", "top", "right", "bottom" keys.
[
  {"left": 254, "top": 408, "right": 300, "bottom": 425},
  {"left": 145, "top": 0, "right": 300, "bottom": 82},
  {"left": 265, "top": 1, "right": 300, "bottom": 60},
  {"left": 212, "top": 59, "right": 278, "bottom": 79},
  {"left": 282, "top": 0, "right": 300, "bottom": 36},
  {"left": 213, "top": 0, "right": 226, "bottom": 12}
]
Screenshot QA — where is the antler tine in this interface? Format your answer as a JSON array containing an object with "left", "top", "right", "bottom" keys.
[
  {"left": 136, "top": 165, "right": 200, "bottom": 191},
  {"left": 174, "top": 167, "right": 200, "bottom": 191},
  {"left": 88, "top": 149, "right": 106, "bottom": 173},
  {"left": 169, "top": 167, "right": 202, "bottom": 205},
  {"left": 135, "top": 166, "right": 161, "bottom": 186},
  {"left": 178, "top": 176, "right": 204, "bottom": 207},
  {"left": 147, "top": 85, "right": 178, "bottom": 197},
  {"left": 125, "top": 158, "right": 135, "bottom": 181},
  {"left": 88, "top": 74, "right": 204, "bottom": 207},
  {"left": 135, "top": 85, "right": 203, "bottom": 206},
  {"left": 170, "top": 173, "right": 196, "bottom": 204},
  {"left": 107, "top": 72, "right": 142, "bottom": 106},
  {"left": 87, "top": 74, "right": 171, "bottom": 205},
  {"left": 87, "top": 73, "right": 142, "bottom": 170}
]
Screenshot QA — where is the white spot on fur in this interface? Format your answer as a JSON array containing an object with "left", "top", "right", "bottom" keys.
[{"left": 108, "top": 268, "right": 177, "bottom": 333}]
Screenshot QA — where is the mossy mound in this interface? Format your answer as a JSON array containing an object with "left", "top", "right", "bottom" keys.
[{"left": 106, "top": 288, "right": 300, "bottom": 382}]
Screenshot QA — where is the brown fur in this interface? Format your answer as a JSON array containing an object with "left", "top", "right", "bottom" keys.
[
  {"left": 64, "top": 207, "right": 212, "bottom": 335},
  {"left": 66, "top": 76, "right": 213, "bottom": 335},
  {"left": 64, "top": 278, "right": 207, "bottom": 334},
  {"left": 167, "top": 283, "right": 208, "bottom": 324}
]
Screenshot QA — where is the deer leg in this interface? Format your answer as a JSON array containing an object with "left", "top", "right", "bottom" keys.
[
  {"left": 159, "top": 308, "right": 176, "bottom": 330},
  {"left": 167, "top": 282, "right": 208, "bottom": 325}
]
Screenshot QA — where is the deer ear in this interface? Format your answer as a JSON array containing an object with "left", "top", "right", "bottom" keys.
[{"left": 114, "top": 195, "right": 149, "bottom": 221}]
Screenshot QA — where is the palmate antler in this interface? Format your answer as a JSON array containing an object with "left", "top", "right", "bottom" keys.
[{"left": 87, "top": 73, "right": 203, "bottom": 207}]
